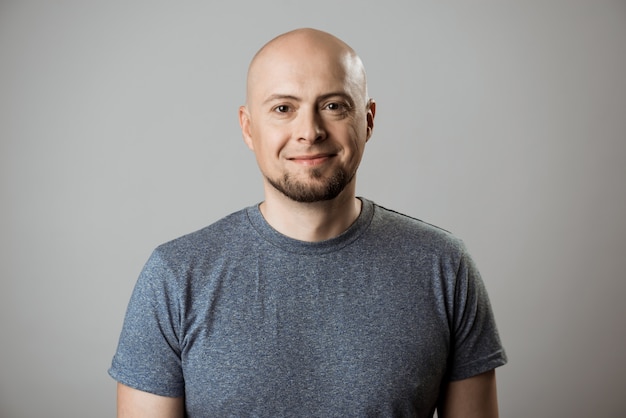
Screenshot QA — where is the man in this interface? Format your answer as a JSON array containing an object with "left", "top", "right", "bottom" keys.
[{"left": 109, "top": 28, "right": 507, "bottom": 417}]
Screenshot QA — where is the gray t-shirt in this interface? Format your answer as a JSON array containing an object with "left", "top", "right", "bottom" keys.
[{"left": 109, "top": 198, "right": 507, "bottom": 417}]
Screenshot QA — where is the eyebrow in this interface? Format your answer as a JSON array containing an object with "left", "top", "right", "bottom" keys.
[
  {"left": 262, "top": 94, "right": 300, "bottom": 105},
  {"left": 262, "top": 92, "right": 354, "bottom": 106}
]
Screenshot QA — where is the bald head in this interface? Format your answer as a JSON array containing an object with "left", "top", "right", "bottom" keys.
[
  {"left": 245, "top": 28, "right": 369, "bottom": 106},
  {"left": 238, "top": 28, "right": 376, "bottom": 206}
]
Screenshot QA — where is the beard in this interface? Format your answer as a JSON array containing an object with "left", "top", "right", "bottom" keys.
[{"left": 265, "top": 166, "right": 354, "bottom": 203}]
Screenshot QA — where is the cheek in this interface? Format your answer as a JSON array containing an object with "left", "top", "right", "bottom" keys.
[
  {"left": 344, "top": 122, "right": 367, "bottom": 152},
  {"left": 251, "top": 127, "right": 288, "bottom": 162}
]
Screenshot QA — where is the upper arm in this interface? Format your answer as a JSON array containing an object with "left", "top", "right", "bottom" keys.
[
  {"left": 117, "top": 383, "right": 185, "bottom": 418},
  {"left": 437, "top": 369, "right": 500, "bottom": 418}
]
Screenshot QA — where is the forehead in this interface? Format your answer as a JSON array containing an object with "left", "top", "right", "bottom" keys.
[{"left": 247, "top": 40, "right": 364, "bottom": 103}]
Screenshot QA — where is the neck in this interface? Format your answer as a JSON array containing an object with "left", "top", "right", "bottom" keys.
[{"left": 259, "top": 185, "right": 362, "bottom": 242}]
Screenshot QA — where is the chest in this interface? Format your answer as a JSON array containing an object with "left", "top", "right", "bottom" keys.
[{"left": 178, "top": 255, "right": 451, "bottom": 416}]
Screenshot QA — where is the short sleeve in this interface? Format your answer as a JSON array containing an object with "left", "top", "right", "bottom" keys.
[
  {"left": 447, "top": 251, "right": 507, "bottom": 381},
  {"left": 108, "top": 249, "right": 185, "bottom": 397}
]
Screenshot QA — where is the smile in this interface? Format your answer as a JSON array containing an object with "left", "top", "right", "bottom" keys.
[{"left": 288, "top": 154, "right": 334, "bottom": 166}]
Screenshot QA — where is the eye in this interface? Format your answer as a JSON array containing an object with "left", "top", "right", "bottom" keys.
[
  {"left": 325, "top": 102, "right": 344, "bottom": 111},
  {"left": 273, "top": 104, "right": 291, "bottom": 113},
  {"left": 323, "top": 101, "right": 352, "bottom": 115}
]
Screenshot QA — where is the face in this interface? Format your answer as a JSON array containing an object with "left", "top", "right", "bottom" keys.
[{"left": 239, "top": 34, "right": 375, "bottom": 203}]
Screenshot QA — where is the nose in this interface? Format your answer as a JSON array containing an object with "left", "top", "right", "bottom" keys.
[{"left": 296, "top": 109, "right": 327, "bottom": 143}]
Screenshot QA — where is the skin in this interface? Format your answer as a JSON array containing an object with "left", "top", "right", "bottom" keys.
[
  {"left": 239, "top": 28, "right": 375, "bottom": 242},
  {"left": 117, "top": 383, "right": 183, "bottom": 418},
  {"left": 438, "top": 370, "right": 500, "bottom": 418},
  {"left": 117, "top": 28, "right": 500, "bottom": 417}
]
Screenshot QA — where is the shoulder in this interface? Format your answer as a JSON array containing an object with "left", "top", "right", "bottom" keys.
[
  {"left": 368, "top": 201, "right": 466, "bottom": 256},
  {"left": 164, "top": 207, "right": 251, "bottom": 248},
  {"left": 147, "top": 206, "right": 255, "bottom": 270}
]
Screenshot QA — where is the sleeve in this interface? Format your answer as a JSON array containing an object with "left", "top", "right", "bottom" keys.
[
  {"left": 447, "top": 250, "right": 508, "bottom": 381},
  {"left": 108, "top": 249, "right": 185, "bottom": 397}
]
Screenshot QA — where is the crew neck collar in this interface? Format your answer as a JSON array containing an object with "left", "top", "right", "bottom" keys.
[{"left": 246, "top": 197, "right": 374, "bottom": 255}]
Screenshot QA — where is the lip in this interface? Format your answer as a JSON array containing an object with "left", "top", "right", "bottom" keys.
[{"left": 288, "top": 153, "right": 334, "bottom": 166}]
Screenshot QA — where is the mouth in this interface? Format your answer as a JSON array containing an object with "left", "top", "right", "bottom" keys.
[{"left": 288, "top": 153, "right": 335, "bottom": 166}]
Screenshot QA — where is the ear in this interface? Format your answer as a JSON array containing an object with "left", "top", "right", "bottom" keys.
[
  {"left": 365, "top": 99, "right": 376, "bottom": 142},
  {"left": 239, "top": 105, "right": 254, "bottom": 150}
]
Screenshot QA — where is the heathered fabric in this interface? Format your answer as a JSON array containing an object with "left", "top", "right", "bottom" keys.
[{"left": 109, "top": 198, "right": 507, "bottom": 417}]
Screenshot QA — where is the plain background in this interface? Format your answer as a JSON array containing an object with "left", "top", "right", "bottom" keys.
[{"left": 1, "top": 1, "right": 625, "bottom": 417}]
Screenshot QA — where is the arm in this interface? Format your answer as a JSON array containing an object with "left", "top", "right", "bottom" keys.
[
  {"left": 117, "top": 383, "right": 184, "bottom": 418},
  {"left": 437, "top": 369, "right": 499, "bottom": 418}
]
